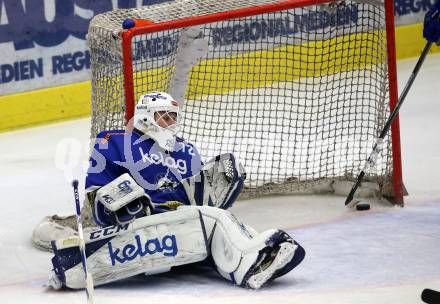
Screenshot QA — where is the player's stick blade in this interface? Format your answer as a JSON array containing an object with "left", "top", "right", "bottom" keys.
[
  {"left": 346, "top": 199, "right": 360, "bottom": 208},
  {"left": 421, "top": 288, "right": 440, "bottom": 304},
  {"left": 345, "top": 190, "right": 359, "bottom": 208},
  {"left": 345, "top": 193, "right": 355, "bottom": 207}
]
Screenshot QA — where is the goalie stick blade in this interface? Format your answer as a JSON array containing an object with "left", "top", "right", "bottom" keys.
[{"left": 421, "top": 288, "right": 440, "bottom": 304}]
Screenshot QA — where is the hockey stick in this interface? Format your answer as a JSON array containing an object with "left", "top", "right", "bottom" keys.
[
  {"left": 345, "top": 41, "right": 433, "bottom": 207},
  {"left": 72, "top": 180, "right": 95, "bottom": 304},
  {"left": 421, "top": 288, "right": 440, "bottom": 304}
]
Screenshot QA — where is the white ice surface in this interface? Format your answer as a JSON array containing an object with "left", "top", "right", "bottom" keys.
[{"left": 1, "top": 53, "right": 440, "bottom": 303}]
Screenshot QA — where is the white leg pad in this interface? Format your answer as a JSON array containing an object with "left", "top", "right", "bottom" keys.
[
  {"left": 50, "top": 207, "right": 208, "bottom": 289},
  {"left": 192, "top": 206, "right": 301, "bottom": 287}
]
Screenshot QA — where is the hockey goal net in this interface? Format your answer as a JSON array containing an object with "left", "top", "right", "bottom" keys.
[{"left": 87, "top": 0, "right": 404, "bottom": 204}]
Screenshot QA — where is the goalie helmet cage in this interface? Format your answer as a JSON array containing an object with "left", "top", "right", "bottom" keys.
[{"left": 88, "top": 0, "right": 404, "bottom": 205}]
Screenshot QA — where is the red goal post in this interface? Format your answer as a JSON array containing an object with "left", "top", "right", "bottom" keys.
[{"left": 88, "top": 0, "right": 404, "bottom": 205}]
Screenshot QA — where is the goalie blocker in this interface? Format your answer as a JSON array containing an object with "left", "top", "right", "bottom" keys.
[{"left": 50, "top": 206, "right": 305, "bottom": 289}]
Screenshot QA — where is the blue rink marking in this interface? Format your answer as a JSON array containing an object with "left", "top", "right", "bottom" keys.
[{"left": 286, "top": 202, "right": 440, "bottom": 292}]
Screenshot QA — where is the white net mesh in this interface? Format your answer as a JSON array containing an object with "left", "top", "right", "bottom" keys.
[{"left": 88, "top": 0, "right": 398, "bottom": 200}]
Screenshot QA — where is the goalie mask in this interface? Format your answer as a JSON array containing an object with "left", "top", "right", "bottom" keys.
[{"left": 134, "top": 92, "right": 180, "bottom": 151}]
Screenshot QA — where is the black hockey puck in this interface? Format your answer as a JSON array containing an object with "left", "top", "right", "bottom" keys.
[{"left": 356, "top": 203, "right": 370, "bottom": 211}]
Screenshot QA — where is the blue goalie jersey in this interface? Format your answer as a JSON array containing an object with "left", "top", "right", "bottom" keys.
[{"left": 85, "top": 129, "right": 203, "bottom": 224}]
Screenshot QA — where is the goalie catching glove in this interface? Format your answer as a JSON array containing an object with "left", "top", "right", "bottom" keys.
[
  {"left": 182, "top": 153, "right": 246, "bottom": 209},
  {"left": 92, "top": 173, "right": 153, "bottom": 226}
]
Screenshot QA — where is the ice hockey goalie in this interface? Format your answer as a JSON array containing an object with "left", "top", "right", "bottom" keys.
[{"left": 34, "top": 92, "right": 305, "bottom": 290}]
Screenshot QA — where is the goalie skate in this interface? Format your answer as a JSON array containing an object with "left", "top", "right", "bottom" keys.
[{"left": 243, "top": 233, "right": 305, "bottom": 289}]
